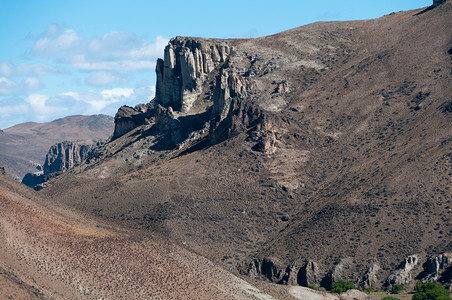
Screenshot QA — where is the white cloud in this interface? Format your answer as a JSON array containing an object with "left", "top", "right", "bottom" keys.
[
  {"left": 32, "top": 28, "right": 81, "bottom": 57},
  {"left": 85, "top": 71, "right": 125, "bottom": 86},
  {"left": 0, "top": 60, "right": 61, "bottom": 77},
  {"left": 59, "top": 91, "right": 80, "bottom": 100},
  {"left": 101, "top": 87, "right": 134, "bottom": 99},
  {"left": 0, "top": 82, "right": 156, "bottom": 128},
  {"left": 23, "top": 77, "right": 43, "bottom": 90},
  {"left": 56, "top": 84, "right": 154, "bottom": 115},
  {"left": 25, "top": 93, "right": 49, "bottom": 113},
  {"left": 0, "top": 76, "right": 43, "bottom": 95},
  {"left": 32, "top": 25, "right": 168, "bottom": 72},
  {"left": 0, "top": 103, "right": 28, "bottom": 115},
  {"left": 73, "top": 60, "right": 156, "bottom": 71},
  {"left": 0, "top": 77, "right": 18, "bottom": 95},
  {"left": 0, "top": 98, "right": 30, "bottom": 129}
]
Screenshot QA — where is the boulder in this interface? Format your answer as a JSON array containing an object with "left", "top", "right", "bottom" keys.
[
  {"left": 339, "top": 289, "right": 369, "bottom": 300},
  {"left": 289, "top": 286, "right": 339, "bottom": 300}
]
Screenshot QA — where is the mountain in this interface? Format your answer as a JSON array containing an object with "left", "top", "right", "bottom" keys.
[
  {"left": 1, "top": 0, "right": 451, "bottom": 297},
  {"left": 0, "top": 114, "right": 114, "bottom": 180},
  {"left": 38, "top": 0, "right": 452, "bottom": 291}
]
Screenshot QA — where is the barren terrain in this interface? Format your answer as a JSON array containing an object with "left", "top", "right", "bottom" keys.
[{"left": 1, "top": 1, "right": 451, "bottom": 298}]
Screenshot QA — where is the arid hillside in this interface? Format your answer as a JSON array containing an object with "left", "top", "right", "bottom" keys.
[
  {"left": 1, "top": 169, "right": 295, "bottom": 299},
  {"left": 10, "top": 0, "right": 452, "bottom": 295}
]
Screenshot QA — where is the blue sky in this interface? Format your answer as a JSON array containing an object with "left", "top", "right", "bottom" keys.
[{"left": 0, "top": 0, "right": 430, "bottom": 129}]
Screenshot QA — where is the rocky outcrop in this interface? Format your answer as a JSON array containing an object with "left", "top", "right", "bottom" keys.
[
  {"left": 211, "top": 70, "right": 248, "bottom": 121},
  {"left": 155, "top": 37, "right": 231, "bottom": 112},
  {"left": 385, "top": 255, "right": 419, "bottom": 286},
  {"left": 251, "top": 131, "right": 278, "bottom": 154},
  {"left": 241, "top": 253, "right": 452, "bottom": 290},
  {"left": 330, "top": 259, "right": 355, "bottom": 284},
  {"left": 113, "top": 103, "right": 154, "bottom": 139},
  {"left": 43, "top": 141, "right": 101, "bottom": 175},
  {"left": 420, "top": 253, "right": 452, "bottom": 283},
  {"left": 0, "top": 167, "right": 5, "bottom": 175},
  {"left": 209, "top": 95, "right": 283, "bottom": 147},
  {"left": 362, "top": 263, "right": 380, "bottom": 289},
  {"left": 208, "top": 68, "right": 286, "bottom": 148},
  {"left": 241, "top": 258, "right": 285, "bottom": 283},
  {"left": 154, "top": 105, "right": 182, "bottom": 145},
  {"left": 273, "top": 80, "right": 290, "bottom": 95},
  {"left": 22, "top": 140, "right": 103, "bottom": 188},
  {"left": 279, "top": 263, "right": 299, "bottom": 285},
  {"left": 298, "top": 260, "right": 322, "bottom": 287}
]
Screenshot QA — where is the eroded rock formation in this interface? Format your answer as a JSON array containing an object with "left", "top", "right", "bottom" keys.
[
  {"left": 240, "top": 253, "right": 452, "bottom": 290},
  {"left": 22, "top": 140, "right": 103, "bottom": 188},
  {"left": 43, "top": 141, "right": 101, "bottom": 175},
  {"left": 420, "top": 253, "right": 452, "bottom": 283},
  {"left": 113, "top": 103, "right": 154, "bottom": 139},
  {"left": 362, "top": 263, "right": 380, "bottom": 289},
  {"left": 386, "top": 255, "right": 419, "bottom": 286},
  {"left": 155, "top": 37, "right": 231, "bottom": 112},
  {"left": 298, "top": 260, "right": 322, "bottom": 287}
]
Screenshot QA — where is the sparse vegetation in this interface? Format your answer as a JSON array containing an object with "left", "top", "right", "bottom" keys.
[
  {"left": 412, "top": 282, "right": 451, "bottom": 300},
  {"left": 365, "top": 287, "right": 373, "bottom": 294},
  {"left": 331, "top": 280, "right": 356, "bottom": 293},
  {"left": 391, "top": 284, "right": 404, "bottom": 294},
  {"left": 382, "top": 297, "right": 400, "bottom": 300},
  {"left": 308, "top": 283, "right": 318, "bottom": 290}
]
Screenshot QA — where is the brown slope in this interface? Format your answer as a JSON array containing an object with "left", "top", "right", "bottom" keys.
[
  {"left": 36, "top": 1, "right": 451, "bottom": 291},
  {"left": 253, "top": 0, "right": 452, "bottom": 280},
  {"left": 0, "top": 172, "right": 284, "bottom": 299},
  {"left": 0, "top": 114, "right": 113, "bottom": 180}
]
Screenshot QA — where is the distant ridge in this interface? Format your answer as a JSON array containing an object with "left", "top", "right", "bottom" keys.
[{"left": 0, "top": 114, "right": 114, "bottom": 179}]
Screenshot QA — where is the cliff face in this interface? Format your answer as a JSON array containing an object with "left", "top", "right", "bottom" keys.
[
  {"left": 155, "top": 37, "right": 231, "bottom": 112},
  {"left": 43, "top": 141, "right": 100, "bottom": 175},
  {"left": 22, "top": 140, "right": 103, "bottom": 188},
  {"left": 113, "top": 36, "right": 287, "bottom": 152}
]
